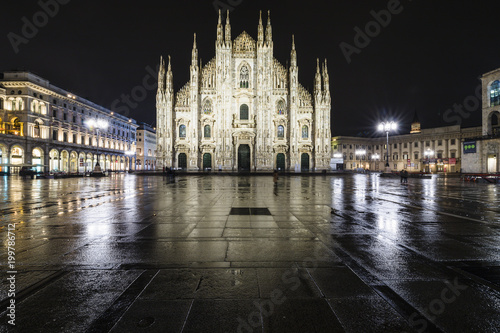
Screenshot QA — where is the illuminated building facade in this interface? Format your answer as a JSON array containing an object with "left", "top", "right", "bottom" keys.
[
  {"left": 461, "top": 68, "right": 500, "bottom": 173},
  {"left": 136, "top": 122, "right": 157, "bottom": 171},
  {"left": 0, "top": 71, "right": 138, "bottom": 174}
]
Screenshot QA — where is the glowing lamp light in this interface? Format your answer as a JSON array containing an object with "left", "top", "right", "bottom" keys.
[{"left": 85, "top": 119, "right": 109, "bottom": 130}]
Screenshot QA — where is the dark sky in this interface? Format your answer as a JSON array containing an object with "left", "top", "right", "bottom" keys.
[{"left": 1, "top": 0, "right": 499, "bottom": 136}]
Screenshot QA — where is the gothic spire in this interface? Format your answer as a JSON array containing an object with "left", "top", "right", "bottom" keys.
[
  {"left": 157, "top": 55, "right": 165, "bottom": 93},
  {"left": 290, "top": 35, "right": 297, "bottom": 67},
  {"left": 225, "top": 10, "right": 231, "bottom": 43},
  {"left": 166, "top": 55, "right": 173, "bottom": 92},
  {"left": 217, "top": 9, "right": 224, "bottom": 46},
  {"left": 265, "top": 10, "right": 272, "bottom": 44},
  {"left": 315, "top": 58, "right": 322, "bottom": 94},
  {"left": 258, "top": 10, "right": 264, "bottom": 45},
  {"left": 192, "top": 33, "right": 198, "bottom": 65},
  {"left": 322, "top": 59, "right": 330, "bottom": 94}
]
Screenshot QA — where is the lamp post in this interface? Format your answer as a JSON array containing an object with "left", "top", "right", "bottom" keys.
[
  {"left": 424, "top": 150, "right": 434, "bottom": 173},
  {"left": 85, "top": 119, "right": 108, "bottom": 173},
  {"left": 378, "top": 121, "right": 397, "bottom": 171}
]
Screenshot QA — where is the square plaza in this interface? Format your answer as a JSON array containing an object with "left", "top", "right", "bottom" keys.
[{"left": 1, "top": 173, "right": 499, "bottom": 332}]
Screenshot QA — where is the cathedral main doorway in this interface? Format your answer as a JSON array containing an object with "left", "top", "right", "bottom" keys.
[
  {"left": 178, "top": 153, "right": 187, "bottom": 170},
  {"left": 238, "top": 145, "right": 251, "bottom": 171},
  {"left": 301, "top": 153, "right": 310, "bottom": 171},
  {"left": 203, "top": 153, "right": 212, "bottom": 170},
  {"left": 276, "top": 153, "right": 285, "bottom": 171}
]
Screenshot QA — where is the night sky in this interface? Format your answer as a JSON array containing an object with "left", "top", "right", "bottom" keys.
[{"left": 2, "top": 0, "right": 500, "bottom": 136}]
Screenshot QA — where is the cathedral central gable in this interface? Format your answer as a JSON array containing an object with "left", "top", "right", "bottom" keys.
[{"left": 233, "top": 31, "right": 256, "bottom": 56}]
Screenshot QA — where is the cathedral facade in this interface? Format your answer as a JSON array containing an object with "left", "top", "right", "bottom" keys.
[{"left": 156, "top": 11, "right": 331, "bottom": 171}]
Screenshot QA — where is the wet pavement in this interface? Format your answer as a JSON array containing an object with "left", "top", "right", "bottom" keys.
[{"left": 1, "top": 173, "right": 499, "bottom": 332}]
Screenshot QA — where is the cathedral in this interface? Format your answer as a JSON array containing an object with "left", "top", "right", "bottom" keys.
[{"left": 156, "top": 10, "right": 331, "bottom": 171}]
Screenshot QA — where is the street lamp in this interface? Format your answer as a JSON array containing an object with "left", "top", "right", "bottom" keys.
[
  {"left": 378, "top": 121, "right": 397, "bottom": 169},
  {"left": 424, "top": 150, "right": 434, "bottom": 173},
  {"left": 85, "top": 119, "right": 108, "bottom": 173}
]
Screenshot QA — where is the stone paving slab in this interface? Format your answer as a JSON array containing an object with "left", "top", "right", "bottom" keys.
[{"left": 1, "top": 174, "right": 499, "bottom": 332}]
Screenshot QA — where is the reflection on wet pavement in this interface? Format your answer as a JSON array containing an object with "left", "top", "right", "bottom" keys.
[{"left": 0, "top": 173, "right": 499, "bottom": 332}]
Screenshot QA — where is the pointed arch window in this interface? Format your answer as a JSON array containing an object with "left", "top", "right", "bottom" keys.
[
  {"left": 277, "top": 125, "right": 284, "bottom": 138},
  {"left": 204, "top": 125, "right": 211, "bottom": 138},
  {"left": 240, "top": 65, "right": 249, "bottom": 88},
  {"left": 179, "top": 124, "right": 186, "bottom": 138},
  {"left": 277, "top": 100, "right": 285, "bottom": 115},
  {"left": 203, "top": 99, "right": 212, "bottom": 115},
  {"left": 491, "top": 81, "right": 500, "bottom": 106},
  {"left": 302, "top": 125, "right": 309, "bottom": 139},
  {"left": 240, "top": 104, "right": 249, "bottom": 120}
]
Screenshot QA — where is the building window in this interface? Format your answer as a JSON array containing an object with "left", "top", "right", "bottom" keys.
[
  {"left": 203, "top": 99, "right": 212, "bottom": 115},
  {"left": 63, "top": 113, "right": 67, "bottom": 121},
  {"left": 414, "top": 142, "right": 418, "bottom": 147},
  {"left": 277, "top": 125, "right": 284, "bottom": 138},
  {"left": 426, "top": 141, "right": 430, "bottom": 147},
  {"left": 414, "top": 153, "right": 419, "bottom": 160},
  {"left": 450, "top": 152, "right": 456, "bottom": 158},
  {"left": 451, "top": 139, "right": 456, "bottom": 145},
  {"left": 302, "top": 125, "right": 308, "bottom": 139},
  {"left": 437, "top": 152, "right": 443, "bottom": 159},
  {"left": 73, "top": 134, "right": 77, "bottom": 143},
  {"left": 394, "top": 143, "right": 397, "bottom": 148},
  {"left": 33, "top": 122, "right": 40, "bottom": 138},
  {"left": 277, "top": 100, "right": 285, "bottom": 115},
  {"left": 438, "top": 140, "right": 442, "bottom": 146},
  {"left": 179, "top": 125, "right": 186, "bottom": 138},
  {"left": 491, "top": 80, "right": 500, "bottom": 106},
  {"left": 204, "top": 125, "right": 211, "bottom": 138},
  {"left": 63, "top": 133, "right": 68, "bottom": 142},
  {"left": 404, "top": 143, "right": 408, "bottom": 148},
  {"left": 52, "top": 130, "right": 58, "bottom": 140},
  {"left": 240, "top": 65, "right": 249, "bottom": 88},
  {"left": 240, "top": 104, "right": 249, "bottom": 120}
]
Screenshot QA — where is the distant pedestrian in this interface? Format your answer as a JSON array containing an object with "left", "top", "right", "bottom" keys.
[
  {"left": 401, "top": 169, "right": 408, "bottom": 183},
  {"left": 273, "top": 169, "right": 278, "bottom": 184}
]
